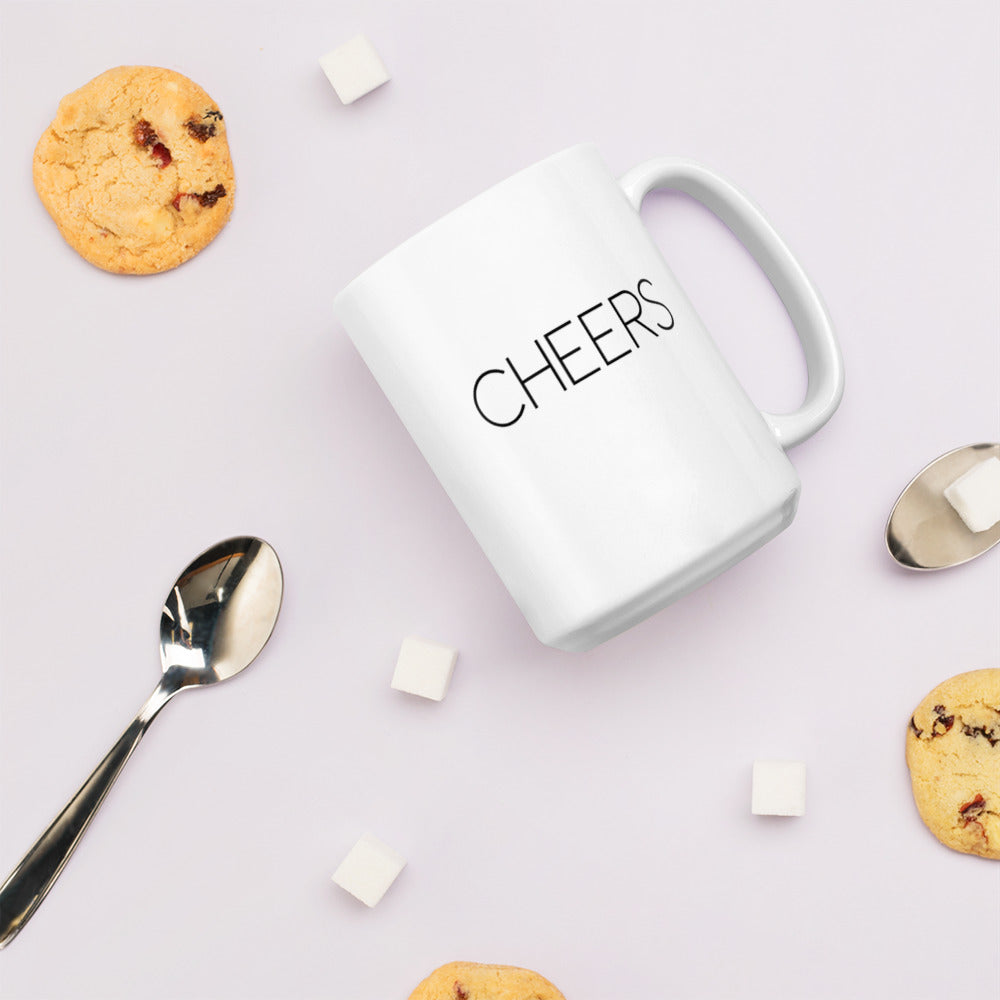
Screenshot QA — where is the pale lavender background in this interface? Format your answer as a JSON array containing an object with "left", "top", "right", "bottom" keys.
[{"left": 1, "top": 2, "right": 998, "bottom": 998}]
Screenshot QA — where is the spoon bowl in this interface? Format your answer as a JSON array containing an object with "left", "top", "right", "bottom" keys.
[
  {"left": 0, "top": 536, "right": 283, "bottom": 948},
  {"left": 886, "top": 443, "right": 1000, "bottom": 570},
  {"left": 160, "top": 536, "right": 284, "bottom": 685}
]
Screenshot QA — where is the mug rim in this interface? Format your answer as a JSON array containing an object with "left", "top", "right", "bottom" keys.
[{"left": 333, "top": 142, "right": 598, "bottom": 308}]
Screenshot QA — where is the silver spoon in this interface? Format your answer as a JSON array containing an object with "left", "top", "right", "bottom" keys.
[
  {"left": 0, "top": 536, "right": 283, "bottom": 948},
  {"left": 886, "top": 443, "right": 1000, "bottom": 569}
]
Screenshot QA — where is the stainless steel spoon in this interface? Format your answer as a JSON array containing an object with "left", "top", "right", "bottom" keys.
[
  {"left": 886, "top": 443, "right": 1000, "bottom": 569},
  {"left": 0, "top": 536, "right": 283, "bottom": 948}
]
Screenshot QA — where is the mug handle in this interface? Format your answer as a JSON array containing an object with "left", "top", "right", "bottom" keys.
[{"left": 619, "top": 158, "right": 844, "bottom": 449}]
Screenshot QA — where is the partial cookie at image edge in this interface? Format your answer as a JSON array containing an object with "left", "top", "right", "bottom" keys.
[
  {"left": 407, "top": 961, "right": 567, "bottom": 1000},
  {"left": 905, "top": 667, "right": 1000, "bottom": 860}
]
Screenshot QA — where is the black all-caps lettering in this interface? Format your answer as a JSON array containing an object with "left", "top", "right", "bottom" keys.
[
  {"left": 608, "top": 288, "right": 661, "bottom": 347},
  {"left": 637, "top": 278, "right": 675, "bottom": 330},
  {"left": 472, "top": 277, "right": 677, "bottom": 428},
  {"left": 544, "top": 319, "right": 601, "bottom": 385},
  {"left": 578, "top": 302, "right": 632, "bottom": 365},
  {"left": 506, "top": 339, "right": 566, "bottom": 408},
  {"left": 473, "top": 368, "right": 525, "bottom": 427}
]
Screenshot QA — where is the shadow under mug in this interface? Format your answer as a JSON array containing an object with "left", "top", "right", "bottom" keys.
[{"left": 335, "top": 144, "right": 844, "bottom": 651}]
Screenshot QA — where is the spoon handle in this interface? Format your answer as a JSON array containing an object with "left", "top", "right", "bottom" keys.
[{"left": 0, "top": 684, "right": 171, "bottom": 948}]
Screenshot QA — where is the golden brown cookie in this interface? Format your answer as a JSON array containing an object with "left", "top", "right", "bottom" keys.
[
  {"left": 408, "top": 962, "right": 566, "bottom": 1000},
  {"left": 33, "top": 66, "right": 234, "bottom": 274},
  {"left": 906, "top": 668, "right": 1000, "bottom": 860}
]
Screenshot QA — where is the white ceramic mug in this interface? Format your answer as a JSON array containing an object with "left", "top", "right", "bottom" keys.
[{"left": 334, "top": 144, "right": 844, "bottom": 651}]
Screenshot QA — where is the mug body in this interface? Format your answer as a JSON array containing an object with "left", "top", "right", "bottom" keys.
[{"left": 335, "top": 144, "right": 800, "bottom": 651}]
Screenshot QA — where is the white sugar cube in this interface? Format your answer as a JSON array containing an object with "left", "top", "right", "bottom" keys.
[
  {"left": 319, "top": 35, "right": 390, "bottom": 105},
  {"left": 391, "top": 636, "right": 458, "bottom": 701},
  {"left": 751, "top": 760, "right": 806, "bottom": 816},
  {"left": 331, "top": 833, "right": 406, "bottom": 907},
  {"left": 944, "top": 456, "right": 1000, "bottom": 533}
]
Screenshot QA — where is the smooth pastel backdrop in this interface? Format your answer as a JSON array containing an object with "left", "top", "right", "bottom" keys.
[{"left": 1, "top": 2, "right": 997, "bottom": 998}]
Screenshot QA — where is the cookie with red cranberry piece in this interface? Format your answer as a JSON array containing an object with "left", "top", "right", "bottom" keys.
[
  {"left": 408, "top": 962, "right": 566, "bottom": 1000},
  {"left": 906, "top": 668, "right": 1000, "bottom": 860},
  {"left": 33, "top": 66, "right": 234, "bottom": 274}
]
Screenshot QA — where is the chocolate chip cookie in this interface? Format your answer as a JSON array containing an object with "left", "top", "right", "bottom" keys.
[
  {"left": 408, "top": 962, "right": 566, "bottom": 1000},
  {"left": 906, "top": 668, "right": 1000, "bottom": 859},
  {"left": 33, "top": 66, "right": 234, "bottom": 274}
]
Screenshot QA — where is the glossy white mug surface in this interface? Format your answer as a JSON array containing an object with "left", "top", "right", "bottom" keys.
[{"left": 335, "top": 144, "right": 844, "bottom": 651}]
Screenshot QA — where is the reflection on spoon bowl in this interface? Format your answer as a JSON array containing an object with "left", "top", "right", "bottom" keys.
[{"left": 886, "top": 443, "right": 1000, "bottom": 570}]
